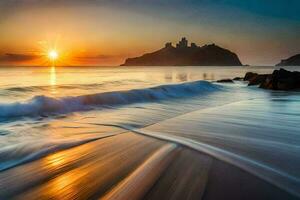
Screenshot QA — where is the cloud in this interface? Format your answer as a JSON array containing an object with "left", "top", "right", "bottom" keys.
[
  {"left": 73, "top": 54, "right": 128, "bottom": 65},
  {"left": 75, "top": 54, "right": 122, "bottom": 60},
  {"left": 0, "top": 53, "right": 40, "bottom": 62}
]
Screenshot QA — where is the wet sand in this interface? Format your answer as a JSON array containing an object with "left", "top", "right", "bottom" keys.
[{"left": 0, "top": 132, "right": 297, "bottom": 200}]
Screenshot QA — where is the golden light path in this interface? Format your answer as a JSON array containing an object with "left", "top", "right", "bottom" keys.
[{"left": 50, "top": 66, "right": 56, "bottom": 87}]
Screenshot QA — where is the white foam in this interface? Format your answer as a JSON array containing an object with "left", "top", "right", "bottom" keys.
[{"left": 0, "top": 81, "right": 221, "bottom": 118}]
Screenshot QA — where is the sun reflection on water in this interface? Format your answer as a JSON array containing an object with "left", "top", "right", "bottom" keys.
[{"left": 50, "top": 66, "right": 57, "bottom": 94}]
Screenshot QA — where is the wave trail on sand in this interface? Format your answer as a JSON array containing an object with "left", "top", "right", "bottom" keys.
[
  {"left": 0, "top": 132, "right": 122, "bottom": 172},
  {"left": 127, "top": 126, "right": 300, "bottom": 198}
]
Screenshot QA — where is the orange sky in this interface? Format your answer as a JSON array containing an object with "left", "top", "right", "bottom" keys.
[{"left": 0, "top": 1, "right": 299, "bottom": 66}]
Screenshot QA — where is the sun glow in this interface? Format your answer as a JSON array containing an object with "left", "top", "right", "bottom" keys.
[
  {"left": 38, "top": 38, "right": 79, "bottom": 66},
  {"left": 48, "top": 50, "right": 58, "bottom": 61}
]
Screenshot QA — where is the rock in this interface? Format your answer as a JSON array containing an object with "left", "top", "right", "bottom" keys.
[
  {"left": 233, "top": 77, "right": 243, "bottom": 81},
  {"left": 276, "top": 54, "right": 300, "bottom": 66},
  {"left": 243, "top": 72, "right": 268, "bottom": 86},
  {"left": 217, "top": 79, "right": 234, "bottom": 83},
  {"left": 121, "top": 37, "right": 243, "bottom": 66},
  {"left": 243, "top": 69, "right": 300, "bottom": 90},
  {"left": 248, "top": 74, "right": 268, "bottom": 86},
  {"left": 259, "top": 68, "right": 300, "bottom": 90},
  {"left": 244, "top": 72, "right": 258, "bottom": 81}
]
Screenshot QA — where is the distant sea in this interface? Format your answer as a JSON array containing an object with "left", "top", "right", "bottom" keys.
[{"left": 0, "top": 66, "right": 300, "bottom": 196}]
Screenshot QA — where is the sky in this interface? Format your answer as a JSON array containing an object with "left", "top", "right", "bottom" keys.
[{"left": 0, "top": 0, "right": 300, "bottom": 66}]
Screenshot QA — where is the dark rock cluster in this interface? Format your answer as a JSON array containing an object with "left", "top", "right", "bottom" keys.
[
  {"left": 216, "top": 68, "right": 300, "bottom": 90},
  {"left": 244, "top": 68, "right": 300, "bottom": 90}
]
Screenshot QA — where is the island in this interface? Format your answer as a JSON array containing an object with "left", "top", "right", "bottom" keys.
[
  {"left": 121, "top": 37, "right": 243, "bottom": 66},
  {"left": 276, "top": 54, "right": 300, "bottom": 66}
]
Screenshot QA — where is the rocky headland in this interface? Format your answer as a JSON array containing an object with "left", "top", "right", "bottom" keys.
[
  {"left": 276, "top": 54, "right": 300, "bottom": 66},
  {"left": 121, "top": 37, "right": 242, "bottom": 66}
]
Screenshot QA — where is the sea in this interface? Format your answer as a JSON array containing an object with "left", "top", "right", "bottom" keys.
[{"left": 0, "top": 66, "right": 299, "bottom": 196}]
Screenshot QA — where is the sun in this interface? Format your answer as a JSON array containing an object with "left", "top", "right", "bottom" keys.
[{"left": 48, "top": 50, "right": 58, "bottom": 61}]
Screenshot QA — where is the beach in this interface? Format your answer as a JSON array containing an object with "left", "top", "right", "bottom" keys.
[
  {"left": 0, "top": 132, "right": 297, "bottom": 199},
  {"left": 0, "top": 66, "right": 299, "bottom": 199}
]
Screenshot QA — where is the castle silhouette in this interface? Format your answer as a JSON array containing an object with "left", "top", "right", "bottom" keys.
[
  {"left": 122, "top": 37, "right": 241, "bottom": 66},
  {"left": 165, "top": 37, "right": 199, "bottom": 49}
]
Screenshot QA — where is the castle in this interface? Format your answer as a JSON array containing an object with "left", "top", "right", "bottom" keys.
[
  {"left": 165, "top": 37, "right": 198, "bottom": 49},
  {"left": 122, "top": 37, "right": 242, "bottom": 66}
]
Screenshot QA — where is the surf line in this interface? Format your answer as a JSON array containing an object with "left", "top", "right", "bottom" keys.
[{"left": 105, "top": 123, "right": 300, "bottom": 198}]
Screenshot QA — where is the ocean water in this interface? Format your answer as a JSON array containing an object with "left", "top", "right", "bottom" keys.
[{"left": 0, "top": 66, "right": 300, "bottom": 196}]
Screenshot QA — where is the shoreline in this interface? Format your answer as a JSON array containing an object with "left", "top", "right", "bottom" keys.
[
  {"left": 0, "top": 66, "right": 299, "bottom": 200},
  {"left": 0, "top": 132, "right": 297, "bottom": 200}
]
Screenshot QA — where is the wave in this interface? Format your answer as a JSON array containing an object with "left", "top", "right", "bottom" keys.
[
  {"left": 3, "top": 84, "right": 102, "bottom": 93},
  {"left": 0, "top": 81, "right": 221, "bottom": 118},
  {"left": 0, "top": 133, "right": 121, "bottom": 172},
  {"left": 3, "top": 80, "right": 146, "bottom": 93}
]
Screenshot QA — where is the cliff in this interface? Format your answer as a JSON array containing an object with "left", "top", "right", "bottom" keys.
[
  {"left": 121, "top": 38, "right": 242, "bottom": 66},
  {"left": 276, "top": 54, "right": 300, "bottom": 66}
]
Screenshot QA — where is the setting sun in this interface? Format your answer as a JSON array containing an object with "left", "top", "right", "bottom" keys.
[{"left": 48, "top": 50, "right": 58, "bottom": 61}]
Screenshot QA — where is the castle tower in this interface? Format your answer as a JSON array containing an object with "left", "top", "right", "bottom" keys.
[
  {"left": 176, "top": 37, "right": 188, "bottom": 48},
  {"left": 165, "top": 42, "right": 173, "bottom": 48}
]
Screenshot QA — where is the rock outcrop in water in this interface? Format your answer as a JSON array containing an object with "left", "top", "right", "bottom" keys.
[
  {"left": 276, "top": 54, "right": 300, "bottom": 66},
  {"left": 216, "top": 79, "right": 234, "bottom": 83},
  {"left": 244, "top": 68, "right": 300, "bottom": 90},
  {"left": 244, "top": 72, "right": 269, "bottom": 86},
  {"left": 121, "top": 37, "right": 242, "bottom": 66}
]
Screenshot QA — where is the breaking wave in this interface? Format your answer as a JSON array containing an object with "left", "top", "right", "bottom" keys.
[{"left": 0, "top": 81, "right": 221, "bottom": 118}]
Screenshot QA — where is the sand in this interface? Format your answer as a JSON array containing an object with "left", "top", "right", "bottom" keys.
[{"left": 0, "top": 132, "right": 297, "bottom": 200}]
